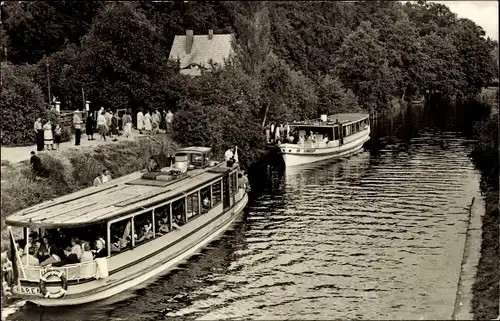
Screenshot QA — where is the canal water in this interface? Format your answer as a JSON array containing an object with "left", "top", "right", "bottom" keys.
[{"left": 5, "top": 103, "right": 487, "bottom": 320}]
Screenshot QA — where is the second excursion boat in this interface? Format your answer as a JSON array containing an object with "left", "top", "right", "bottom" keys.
[
  {"left": 275, "top": 113, "right": 371, "bottom": 167},
  {"left": 4, "top": 146, "right": 248, "bottom": 306}
]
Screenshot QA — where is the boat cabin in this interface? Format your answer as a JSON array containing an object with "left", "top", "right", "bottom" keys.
[{"left": 283, "top": 113, "right": 370, "bottom": 147}]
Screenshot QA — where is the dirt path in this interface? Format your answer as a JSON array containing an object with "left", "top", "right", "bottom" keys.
[{"left": 1, "top": 130, "right": 147, "bottom": 164}]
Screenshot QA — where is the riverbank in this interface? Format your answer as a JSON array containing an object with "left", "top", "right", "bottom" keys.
[
  {"left": 472, "top": 188, "right": 499, "bottom": 320},
  {"left": 0, "top": 134, "right": 179, "bottom": 251}
]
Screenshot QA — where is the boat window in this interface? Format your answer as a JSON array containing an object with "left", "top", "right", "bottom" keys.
[
  {"left": 342, "top": 126, "right": 347, "bottom": 137},
  {"left": 229, "top": 172, "right": 238, "bottom": 195},
  {"left": 134, "top": 210, "right": 154, "bottom": 245},
  {"left": 212, "top": 180, "right": 222, "bottom": 206},
  {"left": 200, "top": 186, "right": 211, "bottom": 213},
  {"left": 334, "top": 126, "right": 339, "bottom": 140},
  {"left": 172, "top": 198, "right": 186, "bottom": 226},
  {"left": 110, "top": 218, "right": 133, "bottom": 256},
  {"left": 154, "top": 203, "right": 171, "bottom": 236},
  {"left": 186, "top": 191, "right": 200, "bottom": 220}
]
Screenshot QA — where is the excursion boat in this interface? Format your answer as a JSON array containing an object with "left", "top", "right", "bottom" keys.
[
  {"left": 4, "top": 146, "right": 248, "bottom": 306},
  {"left": 276, "top": 113, "right": 371, "bottom": 167}
]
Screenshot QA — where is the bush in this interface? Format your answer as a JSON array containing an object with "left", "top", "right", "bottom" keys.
[{"left": 0, "top": 63, "right": 50, "bottom": 146}]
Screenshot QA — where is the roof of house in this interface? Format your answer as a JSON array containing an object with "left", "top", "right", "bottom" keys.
[{"left": 168, "top": 34, "right": 235, "bottom": 70}]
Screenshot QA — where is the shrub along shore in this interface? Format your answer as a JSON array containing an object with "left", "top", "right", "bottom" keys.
[{"left": 0, "top": 134, "right": 179, "bottom": 252}]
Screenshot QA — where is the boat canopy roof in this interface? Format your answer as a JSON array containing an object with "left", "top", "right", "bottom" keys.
[
  {"left": 6, "top": 148, "right": 236, "bottom": 229},
  {"left": 290, "top": 113, "right": 369, "bottom": 127},
  {"left": 175, "top": 146, "right": 211, "bottom": 155}
]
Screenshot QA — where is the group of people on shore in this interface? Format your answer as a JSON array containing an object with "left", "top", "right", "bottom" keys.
[
  {"left": 136, "top": 109, "right": 174, "bottom": 135},
  {"left": 32, "top": 108, "right": 174, "bottom": 153}
]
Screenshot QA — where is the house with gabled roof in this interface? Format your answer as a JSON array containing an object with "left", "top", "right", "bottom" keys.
[{"left": 168, "top": 29, "right": 235, "bottom": 77}]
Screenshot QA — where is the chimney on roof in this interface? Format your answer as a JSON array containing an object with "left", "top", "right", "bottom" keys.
[
  {"left": 186, "top": 30, "right": 193, "bottom": 54},
  {"left": 208, "top": 29, "right": 213, "bottom": 40}
]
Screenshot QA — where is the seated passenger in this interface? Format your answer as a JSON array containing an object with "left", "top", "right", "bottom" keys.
[
  {"left": 136, "top": 221, "right": 153, "bottom": 242},
  {"left": 80, "top": 242, "right": 94, "bottom": 262},
  {"left": 20, "top": 247, "right": 40, "bottom": 266},
  {"left": 202, "top": 197, "right": 210, "bottom": 208},
  {"left": 40, "top": 247, "right": 61, "bottom": 267},
  {"left": 157, "top": 217, "right": 170, "bottom": 234},
  {"left": 28, "top": 232, "right": 40, "bottom": 254},
  {"left": 37, "top": 236, "right": 51, "bottom": 262},
  {"left": 172, "top": 214, "right": 182, "bottom": 230},
  {"left": 110, "top": 236, "right": 121, "bottom": 253},
  {"left": 92, "top": 238, "right": 107, "bottom": 259},
  {"left": 53, "top": 246, "right": 79, "bottom": 267},
  {"left": 71, "top": 237, "right": 83, "bottom": 260}
]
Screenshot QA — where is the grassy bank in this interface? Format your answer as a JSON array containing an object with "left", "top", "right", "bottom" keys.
[
  {"left": 472, "top": 188, "right": 499, "bottom": 320},
  {"left": 0, "top": 134, "right": 179, "bottom": 251}
]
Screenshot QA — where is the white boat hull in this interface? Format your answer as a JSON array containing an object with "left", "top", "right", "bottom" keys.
[
  {"left": 21, "top": 192, "right": 248, "bottom": 307},
  {"left": 279, "top": 131, "right": 370, "bottom": 167}
]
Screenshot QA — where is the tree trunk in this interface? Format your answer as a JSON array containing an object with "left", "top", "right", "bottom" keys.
[{"left": 262, "top": 104, "right": 269, "bottom": 127}]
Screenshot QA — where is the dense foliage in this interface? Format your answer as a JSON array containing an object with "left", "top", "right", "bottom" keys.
[
  {"left": 0, "top": 64, "right": 50, "bottom": 145},
  {"left": 1, "top": 0, "right": 497, "bottom": 149}
]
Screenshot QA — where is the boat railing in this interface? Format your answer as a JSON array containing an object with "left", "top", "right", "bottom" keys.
[{"left": 20, "top": 261, "right": 98, "bottom": 282}]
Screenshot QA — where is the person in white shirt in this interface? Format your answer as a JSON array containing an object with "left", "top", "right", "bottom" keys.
[
  {"left": 137, "top": 109, "right": 145, "bottom": 134},
  {"left": 104, "top": 110, "right": 113, "bottom": 138},
  {"left": 97, "top": 112, "right": 107, "bottom": 141},
  {"left": 224, "top": 148, "right": 234, "bottom": 161},
  {"left": 93, "top": 171, "right": 103, "bottom": 186},
  {"left": 166, "top": 110, "right": 174, "bottom": 134},
  {"left": 101, "top": 169, "right": 112, "bottom": 183}
]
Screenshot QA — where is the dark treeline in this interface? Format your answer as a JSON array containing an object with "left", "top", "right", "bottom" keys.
[{"left": 1, "top": 0, "right": 497, "bottom": 164}]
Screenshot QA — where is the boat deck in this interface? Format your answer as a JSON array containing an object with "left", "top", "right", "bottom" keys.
[{"left": 6, "top": 164, "right": 235, "bottom": 228}]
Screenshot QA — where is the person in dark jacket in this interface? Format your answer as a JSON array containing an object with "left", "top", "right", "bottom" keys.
[
  {"left": 52, "top": 246, "right": 79, "bottom": 266},
  {"left": 30, "top": 151, "right": 43, "bottom": 178},
  {"left": 86, "top": 115, "right": 95, "bottom": 140}
]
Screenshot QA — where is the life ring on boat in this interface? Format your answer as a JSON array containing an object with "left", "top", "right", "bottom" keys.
[{"left": 39, "top": 269, "right": 68, "bottom": 299}]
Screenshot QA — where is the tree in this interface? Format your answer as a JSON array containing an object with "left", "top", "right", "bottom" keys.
[
  {"left": 260, "top": 54, "right": 318, "bottom": 123},
  {"left": 2, "top": 1, "right": 103, "bottom": 64},
  {"left": 77, "top": 2, "right": 181, "bottom": 111},
  {"left": 1, "top": 64, "right": 49, "bottom": 146},
  {"left": 226, "top": 1, "right": 272, "bottom": 77},
  {"left": 334, "top": 22, "right": 397, "bottom": 112},
  {"left": 419, "top": 33, "right": 464, "bottom": 100},
  {"left": 451, "top": 18, "right": 497, "bottom": 99},
  {"left": 316, "top": 74, "right": 362, "bottom": 115}
]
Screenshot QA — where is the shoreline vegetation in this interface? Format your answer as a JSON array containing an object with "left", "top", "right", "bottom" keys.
[
  {"left": 0, "top": 1, "right": 498, "bottom": 316},
  {"left": 469, "top": 110, "right": 499, "bottom": 320}
]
